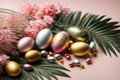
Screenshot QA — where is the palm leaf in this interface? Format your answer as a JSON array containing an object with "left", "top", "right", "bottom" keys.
[
  {"left": 0, "top": 58, "right": 70, "bottom": 80},
  {"left": 52, "top": 11, "right": 120, "bottom": 56}
]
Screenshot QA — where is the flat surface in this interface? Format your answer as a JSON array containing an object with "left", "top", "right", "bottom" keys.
[{"left": 0, "top": 0, "right": 120, "bottom": 80}]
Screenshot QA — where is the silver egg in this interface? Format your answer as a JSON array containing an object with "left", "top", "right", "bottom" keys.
[
  {"left": 41, "top": 50, "right": 47, "bottom": 55},
  {"left": 47, "top": 56, "right": 56, "bottom": 63},
  {"left": 90, "top": 41, "right": 96, "bottom": 51},
  {"left": 73, "top": 59, "right": 80, "bottom": 66},
  {"left": 54, "top": 54, "right": 62, "bottom": 60}
]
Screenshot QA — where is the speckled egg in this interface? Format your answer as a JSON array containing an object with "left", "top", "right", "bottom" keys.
[
  {"left": 51, "top": 31, "right": 69, "bottom": 53},
  {"left": 35, "top": 28, "right": 53, "bottom": 49},
  {"left": 17, "top": 37, "right": 34, "bottom": 52}
]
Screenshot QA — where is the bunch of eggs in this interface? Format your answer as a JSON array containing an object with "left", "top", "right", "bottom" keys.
[
  {"left": 6, "top": 28, "right": 96, "bottom": 77},
  {"left": 18, "top": 28, "right": 96, "bottom": 63},
  {"left": 17, "top": 28, "right": 96, "bottom": 60},
  {"left": 5, "top": 28, "right": 96, "bottom": 77}
]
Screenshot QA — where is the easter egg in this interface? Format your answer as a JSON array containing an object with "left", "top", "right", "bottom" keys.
[
  {"left": 67, "top": 27, "right": 87, "bottom": 41},
  {"left": 90, "top": 41, "right": 96, "bottom": 51},
  {"left": 36, "top": 28, "right": 53, "bottom": 49},
  {"left": 70, "top": 42, "right": 90, "bottom": 56},
  {"left": 25, "top": 50, "right": 41, "bottom": 63},
  {"left": 23, "top": 64, "right": 33, "bottom": 71},
  {"left": 5, "top": 61, "right": 21, "bottom": 77},
  {"left": 17, "top": 37, "right": 34, "bottom": 52},
  {"left": 47, "top": 56, "right": 56, "bottom": 63},
  {"left": 51, "top": 31, "right": 69, "bottom": 53}
]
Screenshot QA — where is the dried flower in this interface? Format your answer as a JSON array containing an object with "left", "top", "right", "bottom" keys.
[
  {"left": 35, "top": 9, "right": 44, "bottom": 19},
  {"left": 39, "top": 2, "right": 57, "bottom": 18},
  {"left": 57, "top": 2, "right": 69, "bottom": 14},
  {"left": 21, "top": 2, "right": 39, "bottom": 16},
  {"left": 29, "top": 19, "right": 48, "bottom": 31},
  {"left": 43, "top": 15, "right": 53, "bottom": 25},
  {"left": 5, "top": 13, "right": 28, "bottom": 36},
  {"left": 0, "top": 54, "right": 9, "bottom": 75},
  {"left": 23, "top": 26, "right": 38, "bottom": 39},
  {"left": 0, "top": 29, "right": 18, "bottom": 55}
]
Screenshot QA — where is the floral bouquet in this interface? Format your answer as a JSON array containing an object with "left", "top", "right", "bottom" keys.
[{"left": 0, "top": 2, "right": 120, "bottom": 80}]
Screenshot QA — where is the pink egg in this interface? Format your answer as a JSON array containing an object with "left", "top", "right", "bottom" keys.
[
  {"left": 17, "top": 37, "right": 34, "bottom": 52},
  {"left": 51, "top": 31, "right": 69, "bottom": 53}
]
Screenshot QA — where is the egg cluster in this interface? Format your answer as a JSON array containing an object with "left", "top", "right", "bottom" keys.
[{"left": 5, "top": 28, "right": 97, "bottom": 77}]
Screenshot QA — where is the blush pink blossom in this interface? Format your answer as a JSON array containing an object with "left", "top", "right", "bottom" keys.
[
  {"left": 35, "top": 9, "right": 44, "bottom": 19},
  {"left": 40, "top": 3, "right": 57, "bottom": 18},
  {"left": 43, "top": 15, "right": 53, "bottom": 25},
  {"left": 57, "top": 2, "right": 69, "bottom": 14},
  {"left": 23, "top": 27, "right": 38, "bottom": 39},
  {"left": 29, "top": 19, "right": 48, "bottom": 31},
  {"left": 21, "top": 2, "right": 39, "bottom": 16}
]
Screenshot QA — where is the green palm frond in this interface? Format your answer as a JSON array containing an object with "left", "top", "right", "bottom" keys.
[
  {"left": 52, "top": 12, "right": 120, "bottom": 56},
  {"left": 0, "top": 58, "right": 70, "bottom": 80}
]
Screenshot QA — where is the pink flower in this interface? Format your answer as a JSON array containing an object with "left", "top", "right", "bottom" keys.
[
  {"left": 21, "top": 2, "right": 39, "bottom": 16},
  {"left": 43, "top": 15, "right": 53, "bottom": 25},
  {"left": 35, "top": 9, "right": 44, "bottom": 19},
  {"left": 0, "top": 54, "right": 9, "bottom": 75},
  {"left": 40, "top": 2, "right": 57, "bottom": 18},
  {"left": 23, "top": 27, "right": 38, "bottom": 39},
  {"left": 57, "top": 2, "right": 69, "bottom": 14},
  {"left": 30, "top": 19, "right": 48, "bottom": 31}
]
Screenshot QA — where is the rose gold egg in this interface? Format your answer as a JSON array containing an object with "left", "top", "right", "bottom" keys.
[
  {"left": 17, "top": 37, "right": 34, "bottom": 52},
  {"left": 51, "top": 31, "right": 69, "bottom": 53}
]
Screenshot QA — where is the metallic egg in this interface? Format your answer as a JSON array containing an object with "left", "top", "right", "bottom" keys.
[
  {"left": 25, "top": 50, "right": 41, "bottom": 63},
  {"left": 5, "top": 61, "right": 21, "bottom": 77},
  {"left": 36, "top": 28, "right": 53, "bottom": 49},
  {"left": 17, "top": 37, "right": 34, "bottom": 52},
  {"left": 51, "top": 31, "right": 69, "bottom": 53},
  {"left": 71, "top": 42, "right": 90, "bottom": 56}
]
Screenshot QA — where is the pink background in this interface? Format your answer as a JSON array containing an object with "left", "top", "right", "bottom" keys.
[{"left": 0, "top": 0, "right": 120, "bottom": 80}]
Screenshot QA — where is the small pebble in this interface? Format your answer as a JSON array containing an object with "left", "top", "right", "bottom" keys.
[
  {"left": 80, "top": 64, "right": 85, "bottom": 69},
  {"left": 58, "top": 59, "right": 64, "bottom": 64}
]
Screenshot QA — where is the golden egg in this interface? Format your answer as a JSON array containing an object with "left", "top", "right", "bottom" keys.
[
  {"left": 25, "top": 50, "right": 41, "bottom": 63},
  {"left": 5, "top": 61, "right": 21, "bottom": 77},
  {"left": 67, "top": 27, "right": 87, "bottom": 41},
  {"left": 70, "top": 42, "right": 90, "bottom": 56}
]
